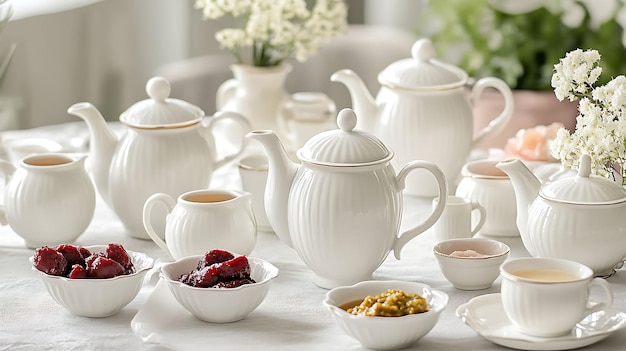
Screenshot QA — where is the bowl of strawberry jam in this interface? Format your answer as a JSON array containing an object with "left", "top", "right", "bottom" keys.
[
  {"left": 30, "top": 243, "right": 154, "bottom": 317},
  {"left": 160, "top": 249, "right": 279, "bottom": 323}
]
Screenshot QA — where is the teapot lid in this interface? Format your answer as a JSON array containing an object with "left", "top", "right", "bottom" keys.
[
  {"left": 119, "top": 77, "right": 204, "bottom": 128},
  {"left": 540, "top": 154, "right": 626, "bottom": 204},
  {"left": 297, "top": 108, "right": 392, "bottom": 166},
  {"left": 378, "top": 38, "right": 468, "bottom": 90}
]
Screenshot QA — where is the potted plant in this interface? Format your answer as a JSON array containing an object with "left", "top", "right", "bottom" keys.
[{"left": 419, "top": 0, "right": 626, "bottom": 149}]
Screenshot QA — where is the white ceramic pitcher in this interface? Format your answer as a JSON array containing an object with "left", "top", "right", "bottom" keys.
[
  {"left": 143, "top": 189, "right": 257, "bottom": 260},
  {"left": 0, "top": 153, "right": 95, "bottom": 248}
]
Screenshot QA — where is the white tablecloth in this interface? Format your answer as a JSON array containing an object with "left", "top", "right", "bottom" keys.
[{"left": 0, "top": 123, "right": 625, "bottom": 351}]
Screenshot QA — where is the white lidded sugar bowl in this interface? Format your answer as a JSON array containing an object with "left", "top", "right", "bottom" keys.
[
  {"left": 497, "top": 154, "right": 626, "bottom": 276},
  {"left": 247, "top": 108, "right": 448, "bottom": 289}
]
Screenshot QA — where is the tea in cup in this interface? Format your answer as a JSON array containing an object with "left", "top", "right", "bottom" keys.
[
  {"left": 238, "top": 154, "right": 272, "bottom": 232},
  {"left": 500, "top": 257, "right": 613, "bottom": 337},
  {"left": 432, "top": 195, "right": 486, "bottom": 243},
  {"left": 143, "top": 189, "right": 257, "bottom": 260}
]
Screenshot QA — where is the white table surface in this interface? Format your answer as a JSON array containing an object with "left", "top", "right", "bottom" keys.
[{"left": 0, "top": 122, "right": 625, "bottom": 351}]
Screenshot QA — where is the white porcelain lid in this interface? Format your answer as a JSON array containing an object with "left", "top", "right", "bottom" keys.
[
  {"left": 297, "top": 108, "right": 392, "bottom": 166},
  {"left": 540, "top": 154, "right": 626, "bottom": 204},
  {"left": 378, "top": 38, "right": 468, "bottom": 90},
  {"left": 119, "top": 76, "right": 204, "bottom": 127}
]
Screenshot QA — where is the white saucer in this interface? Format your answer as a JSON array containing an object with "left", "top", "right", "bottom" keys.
[{"left": 456, "top": 293, "right": 626, "bottom": 351}]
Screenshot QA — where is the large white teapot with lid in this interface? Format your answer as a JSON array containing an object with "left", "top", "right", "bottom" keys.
[
  {"left": 68, "top": 77, "right": 251, "bottom": 239},
  {"left": 497, "top": 154, "right": 626, "bottom": 277},
  {"left": 247, "top": 108, "right": 448, "bottom": 289},
  {"left": 332, "top": 38, "right": 514, "bottom": 197}
]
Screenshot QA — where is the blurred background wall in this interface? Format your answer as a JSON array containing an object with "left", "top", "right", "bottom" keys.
[{"left": 0, "top": 0, "right": 423, "bottom": 130}]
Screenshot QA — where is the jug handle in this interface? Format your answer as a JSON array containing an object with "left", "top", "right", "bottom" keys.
[
  {"left": 0, "top": 160, "right": 16, "bottom": 225},
  {"left": 143, "top": 193, "right": 176, "bottom": 260},
  {"left": 393, "top": 160, "right": 448, "bottom": 259},
  {"left": 470, "top": 77, "right": 514, "bottom": 147},
  {"left": 216, "top": 78, "right": 238, "bottom": 111},
  {"left": 205, "top": 111, "right": 253, "bottom": 169}
]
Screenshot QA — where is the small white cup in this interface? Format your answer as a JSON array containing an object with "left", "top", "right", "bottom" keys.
[
  {"left": 432, "top": 195, "right": 486, "bottom": 243},
  {"left": 500, "top": 257, "right": 614, "bottom": 338},
  {"left": 238, "top": 154, "right": 272, "bottom": 232}
]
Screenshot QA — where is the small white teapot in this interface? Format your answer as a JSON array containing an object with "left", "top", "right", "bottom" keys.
[
  {"left": 68, "top": 77, "right": 251, "bottom": 239},
  {"left": 497, "top": 154, "right": 626, "bottom": 276},
  {"left": 247, "top": 108, "right": 448, "bottom": 289}
]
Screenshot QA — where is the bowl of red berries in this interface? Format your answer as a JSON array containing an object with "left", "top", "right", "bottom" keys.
[
  {"left": 160, "top": 249, "right": 279, "bottom": 323},
  {"left": 30, "top": 243, "right": 154, "bottom": 317}
]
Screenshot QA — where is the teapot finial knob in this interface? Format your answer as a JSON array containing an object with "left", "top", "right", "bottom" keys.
[
  {"left": 337, "top": 108, "right": 357, "bottom": 132},
  {"left": 411, "top": 38, "right": 436, "bottom": 62},
  {"left": 146, "top": 76, "right": 171, "bottom": 102},
  {"left": 578, "top": 154, "right": 592, "bottom": 178}
]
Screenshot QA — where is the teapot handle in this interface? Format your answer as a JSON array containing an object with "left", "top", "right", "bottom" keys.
[
  {"left": 216, "top": 78, "right": 238, "bottom": 111},
  {"left": 205, "top": 111, "right": 253, "bottom": 169},
  {"left": 142, "top": 192, "right": 176, "bottom": 260},
  {"left": 393, "top": 160, "right": 448, "bottom": 259},
  {"left": 470, "top": 77, "right": 514, "bottom": 147}
]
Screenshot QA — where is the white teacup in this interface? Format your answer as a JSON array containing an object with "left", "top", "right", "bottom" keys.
[
  {"left": 500, "top": 257, "right": 613, "bottom": 338},
  {"left": 143, "top": 189, "right": 257, "bottom": 260},
  {"left": 238, "top": 154, "right": 272, "bottom": 232},
  {"left": 432, "top": 195, "right": 486, "bottom": 243}
]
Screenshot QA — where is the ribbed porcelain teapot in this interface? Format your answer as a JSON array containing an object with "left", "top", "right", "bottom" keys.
[
  {"left": 247, "top": 108, "right": 448, "bottom": 289},
  {"left": 332, "top": 38, "right": 513, "bottom": 197},
  {"left": 497, "top": 154, "right": 626, "bottom": 277},
  {"left": 68, "top": 77, "right": 251, "bottom": 239}
]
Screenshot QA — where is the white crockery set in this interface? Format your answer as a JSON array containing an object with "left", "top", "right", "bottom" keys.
[{"left": 4, "top": 38, "right": 625, "bottom": 350}]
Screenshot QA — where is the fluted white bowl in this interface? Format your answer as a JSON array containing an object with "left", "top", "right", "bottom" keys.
[
  {"left": 323, "top": 280, "right": 448, "bottom": 350},
  {"left": 433, "top": 238, "right": 510, "bottom": 290},
  {"left": 160, "top": 255, "right": 279, "bottom": 323},
  {"left": 30, "top": 245, "right": 154, "bottom": 318}
]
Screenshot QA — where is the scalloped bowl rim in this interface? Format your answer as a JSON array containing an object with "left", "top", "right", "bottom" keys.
[
  {"left": 29, "top": 244, "right": 155, "bottom": 281},
  {"left": 160, "top": 254, "right": 279, "bottom": 291},
  {"left": 323, "top": 280, "right": 449, "bottom": 319}
]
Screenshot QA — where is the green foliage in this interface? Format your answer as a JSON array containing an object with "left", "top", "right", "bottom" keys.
[{"left": 420, "top": 0, "right": 626, "bottom": 91}]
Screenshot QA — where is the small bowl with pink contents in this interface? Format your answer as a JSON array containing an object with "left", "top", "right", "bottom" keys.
[{"left": 433, "top": 238, "right": 510, "bottom": 290}]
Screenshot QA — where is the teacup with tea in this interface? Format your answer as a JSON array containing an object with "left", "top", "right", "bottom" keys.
[{"left": 500, "top": 257, "right": 613, "bottom": 338}]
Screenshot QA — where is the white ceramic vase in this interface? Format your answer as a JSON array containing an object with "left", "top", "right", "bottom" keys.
[{"left": 217, "top": 64, "right": 292, "bottom": 141}]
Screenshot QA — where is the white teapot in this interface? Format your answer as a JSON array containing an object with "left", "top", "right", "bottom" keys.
[
  {"left": 247, "top": 108, "right": 448, "bottom": 289},
  {"left": 331, "top": 38, "right": 513, "bottom": 197},
  {"left": 497, "top": 154, "right": 626, "bottom": 277},
  {"left": 68, "top": 77, "right": 251, "bottom": 239}
]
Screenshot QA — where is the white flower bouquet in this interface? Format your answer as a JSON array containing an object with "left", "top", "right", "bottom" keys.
[
  {"left": 194, "top": 0, "right": 348, "bottom": 67},
  {"left": 550, "top": 48, "right": 626, "bottom": 183}
]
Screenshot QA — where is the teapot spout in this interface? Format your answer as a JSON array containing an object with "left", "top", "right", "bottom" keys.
[
  {"left": 67, "top": 102, "right": 118, "bottom": 205},
  {"left": 330, "top": 69, "right": 377, "bottom": 132},
  {"left": 246, "top": 130, "right": 299, "bottom": 248},
  {"left": 496, "top": 159, "right": 541, "bottom": 238}
]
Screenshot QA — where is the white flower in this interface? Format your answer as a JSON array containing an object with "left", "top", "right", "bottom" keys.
[
  {"left": 551, "top": 48, "right": 626, "bottom": 182},
  {"left": 196, "top": 0, "right": 347, "bottom": 67}
]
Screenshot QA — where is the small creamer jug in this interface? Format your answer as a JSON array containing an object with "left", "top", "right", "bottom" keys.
[{"left": 0, "top": 153, "right": 96, "bottom": 248}]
